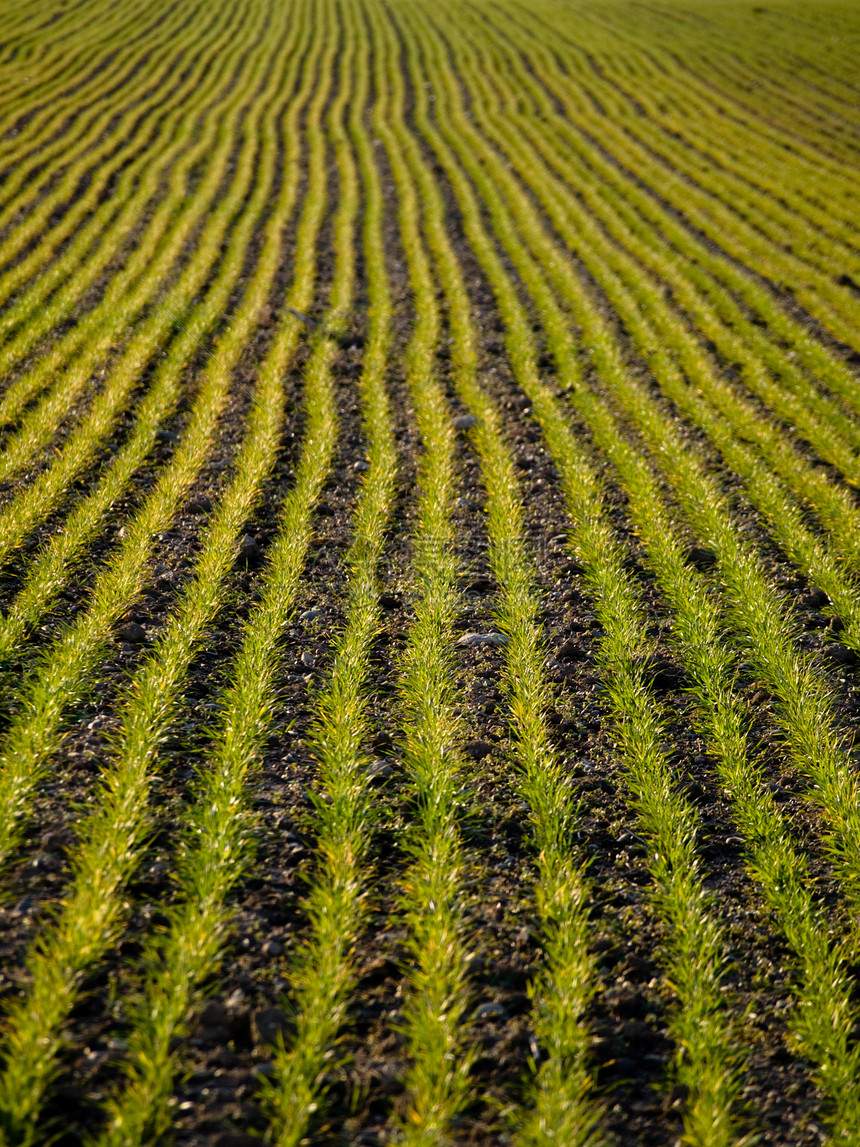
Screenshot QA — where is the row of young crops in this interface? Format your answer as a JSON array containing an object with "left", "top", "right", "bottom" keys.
[{"left": 0, "top": 0, "right": 858, "bottom": 1144}]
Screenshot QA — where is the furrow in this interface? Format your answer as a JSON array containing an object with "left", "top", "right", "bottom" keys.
[{"left": 261, "top": 14, "right": 400, "bottom": 1138}]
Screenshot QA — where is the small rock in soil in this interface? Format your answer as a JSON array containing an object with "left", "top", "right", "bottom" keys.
[
  {"left": 555, "top": 639, "right": 581, "bottom": 662},
  {"left": 154, "top": 428, "right": 179, "bottom": 443},
  {"left": 299, "top": 608, "right": 321, "bottom": 622},
  {"left": 640, "top": 656, "right": 685, "bottom": 691},
  {"left": 261, "top": 938, "right": 283, "bottom": 958},
  {"left": 827, "top": 643, "right": 857, "bottom": 666},
  {"left": 238, "top": 534, "right": 263, "bottom": 567},
  {"left": 560, "top": 558, "right": 586, "bottom": 576},
  {"left": 352, "top": 459, "right": 370, "bottom": 472},
  {"left": 187, "top": 494, "right": 212, "bottom": 513},
  {"left": 686, "top": 545, "right": 717, "bottom": 569},
  {"left": 116, "top": 622, "right": 146, "bottom": 643},
  {"left": 456, "top": 631, "right": 508, "bottom": 647},
  {"left": 366, "top": 760, "right": 394, "bottom": 781},
  {"left": 799, "top": 586, "right": 828, "bottom": 609},
  {"left": 467, "top": 576, "right": 495, "bottom": 594},
  {"left": 453, "top": 413, "right": 479, "bottom": 430},
  {"left": 252, "top": 1007, "right": 289, "bottom": 1047},
  {"left": 474, "top": 1001, "right": 509, "bottom": 1021},
  {"left": 301, "top": 651, "right": 315, "bottom": 668},
  {"left": 464, "top": 739, "right": 493, "bottom": 760},
  {"left": 199, "top": 1001, "right": 229, "bottom": 1028}
]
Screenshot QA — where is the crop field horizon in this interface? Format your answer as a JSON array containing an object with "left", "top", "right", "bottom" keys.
[{"left": 0, "top": 0, "right": 859, "bottom": 1143}]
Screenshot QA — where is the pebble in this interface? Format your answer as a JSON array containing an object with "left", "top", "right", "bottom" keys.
[
  {"left": 116, "top": 622, "right": 146, "bottom": 643},
  {"left": 827, "top": 643, "right": 857, "bottom": 666},
  {"left": 464, "top": 739, "right": 493, "bottom": 760},
  {"left": 366, "top": 760, "right": 394, "bottom": 781},
  {"left": 686, "top": 545, "right": 718, "bottom": 569},
  {"left": 154, "top": 428, "right": 179, "bottom": 444},
  {"left": 799, "top": 586, "right": 828, "bottom": 609},
  {"left": 261, "top": 938, "right": 283, "bottom": 958},
  {"left": 299, "top": 608, "right": 321, "bottom": 622},
  {"left": 352, "top": 459, "right": 370, "bottom": 472},
  {"left": 644, "top": 657, "right": 684, "bottom": 691},
  {"left": 473, "top": 1001, "right": 508, "bottom": 1022},
  {"left": 453, "top": 413, "right": 479, "bottom": 431},
  {"left": 238, "top": 534, "right": 262, "bottom": 567},
  {"left": 301, "top": 650, "right": 315, "bottom": 668},
  {"left": 456, "top": 631, "right": 508, "bottom": 648},
  {"left": 187, "top": 494, "right": 212, "bottom": 513},
  {"left": 252, "top": 1006, "right": 289, "bottom": 1047},
  {"left": 468, "top": 576, "right": 495, "bottom": 594},
  {"left": 153, "top": 565, "right": 175, "bottom": 587},
  {"left": 199, "top": 1000, "right": 229, "bottom": 1028},
  {"left": 555, "top": 639, "right": 580, "bottom": 661}
]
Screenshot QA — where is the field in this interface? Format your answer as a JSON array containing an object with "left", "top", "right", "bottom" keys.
[{"left": 0, "top": 0, "right": 860, "bottom": 1144}]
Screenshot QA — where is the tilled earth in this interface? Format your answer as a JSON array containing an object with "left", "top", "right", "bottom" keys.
[
  {"left": 3, "top": 186, "right": 849, "bottom": 1147},
  {"left": 2, "top": 2, "right": 860, "bottom": 1145}
]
